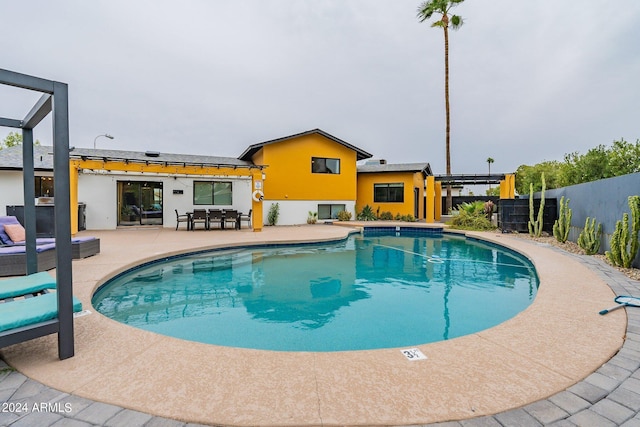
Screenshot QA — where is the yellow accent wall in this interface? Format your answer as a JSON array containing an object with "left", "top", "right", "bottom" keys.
[
  {"left": 251, "top": 134, "right": 358, "bottom": 201},
  {"left": 356, "top": 172, "right": 425, "bottom": 219},
  {"left": 500, "top": 174, "right": 516, "bottom": 199}
]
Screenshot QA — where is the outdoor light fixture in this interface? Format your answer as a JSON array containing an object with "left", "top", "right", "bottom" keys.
[{"left": 93, "top": 133, "right": 114, "bottom": 149}]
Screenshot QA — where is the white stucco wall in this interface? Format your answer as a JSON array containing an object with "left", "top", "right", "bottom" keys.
[
  {"left": 77, "top": 170, "right": 253, "bottom": 230},
  {"left": 0, "top": 171, "right": 55, "bottom": 214},
  {"left": 262, "top": 200, "right": 355, "bottom": 226}
]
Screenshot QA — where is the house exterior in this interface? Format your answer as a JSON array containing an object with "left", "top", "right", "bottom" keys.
[
  {"left": 1, "top": 129, "right": 470, "bottom": 231},
  {"left": 239, "top": 129, "right": 372, "bottom": 224},
  {"left": 356, "top": 161, "right": 432, "bottom": 220},
  {"left": 0, "top": 145, "right": 265, "bottom": 233}
]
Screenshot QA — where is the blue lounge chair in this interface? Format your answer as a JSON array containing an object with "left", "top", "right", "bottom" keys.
[
  {"left": 0, "top": 293, "right": 82, "bottom": 333},
  {"left": 0, "top": 272, "right": 56, "bottom": 299}
]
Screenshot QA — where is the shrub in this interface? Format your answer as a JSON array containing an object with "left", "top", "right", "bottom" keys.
[
  {"left": 357, "top": 205, "right": 377, "bottom": 221},
  {"left": 447, "top": 209, "right": 495, "bottom": 231},
  {"left": 379, "top": 211, "right": 394, "bottom": 220},
  {"left": 267, "top": 202, "right": 279, "bottom": 226},
  {"left": 336, "top": 210, "right": 352, "bottom": 221},
  {"left": 458, "top": 201, "right": 485, "bottom": 215},
  {"left": 307, "top": 211, "right": 317, "bottom": 224}
]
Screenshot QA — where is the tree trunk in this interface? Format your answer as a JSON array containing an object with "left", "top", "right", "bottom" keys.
[{"left": 444, "top": 24, "right": 452, "bottom": 213}]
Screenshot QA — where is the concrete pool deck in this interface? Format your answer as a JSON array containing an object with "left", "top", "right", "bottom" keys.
[{"left": 0, "top": 223, "right": 631, "bottom": 426}]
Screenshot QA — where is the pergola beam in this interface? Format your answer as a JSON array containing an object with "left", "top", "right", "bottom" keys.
[
  {"left": 22, "top": 94, "right": 52, "bottom": 129},
  {"left": 0, "top": 69, "right": 55, "bottom": 94}
]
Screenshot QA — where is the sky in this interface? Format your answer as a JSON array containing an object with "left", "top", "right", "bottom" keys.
[{"left": 1, "top": 0, "right": 639, "bottom": 178}]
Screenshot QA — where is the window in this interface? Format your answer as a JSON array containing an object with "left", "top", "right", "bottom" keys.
[
  {"left": 311, "top": 157, "right": 340, "bottom": 174},
  {"left": 374, "top": 183, "right": 404, "bottom": 203},
  {"left": 194, "top": 181, "right": 232, "bottom": 205},
  {"left": 34, "top": 176, "right": 54, "bottom": 197},
  {"left": 318, "top": 204, "right": 346, "bottom": 220}
]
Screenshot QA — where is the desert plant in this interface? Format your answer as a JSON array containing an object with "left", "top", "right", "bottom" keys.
[
  {"left": 267, "top": 202, "right": 279, "bottom": 226},
  {"left": 401, "top": 214, "right": 417, "bottom": 222},
  {"left": 307, "top": 211, "right": 317, "bottom": 224},
  {"left": 379, "top": 211, "right": 394, "bottom": 220},
  {"left": 553, "top": 196, "right": 572, "bottom": 243},
  {"left": 447, "top": 209, "right": 495, "bottom": 231},
  {"left": 336, "top": 210, "right": 352, "bottom": 221},
  {"left": 528, "top": 173, "right": 546, "bottom": 237},
  {"left": 606, "top": 195, "right": 640, "bottom": 268},
  {"left": 357, "top": 205, "right": 377, "bottom": 221},
  {"left": 457, "top": 201, "right": 485, "bottom": 215},
  {"left": 578, "top": 217, "right": 602, "bottom": 255}
]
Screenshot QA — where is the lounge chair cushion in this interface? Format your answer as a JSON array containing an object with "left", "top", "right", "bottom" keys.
[
  {"left": 3, "top": 224, "right": 25, "bottom": 244},
  {"left": 0, "top": 216, "right": 21, "bottom": 244},
  {"left": 0, "top": 292, "right": 82, "bottom": 332},
  {"left": 0, "top": 272, "right": 56, "bottom": 299}
]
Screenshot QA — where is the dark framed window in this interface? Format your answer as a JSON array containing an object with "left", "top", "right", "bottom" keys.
[
  {"left": 34, "top": 176, "right": 54, "bottom": 197},
  {"left": 318, "top": 204, "right": 346, "bottom": 220},
  {"left": 194, "top": 181, "right": 232, "bottom": 205},
  {"left": 311, "top": 157, "right": 340, "bottom": 174},
  {"left": 374, "top": 183, "right": 404, "bottom": 203}
]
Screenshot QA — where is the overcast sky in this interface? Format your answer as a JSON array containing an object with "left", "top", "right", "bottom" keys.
[{"left": 1, "top": 0, "right": 639, "bottom": 177}]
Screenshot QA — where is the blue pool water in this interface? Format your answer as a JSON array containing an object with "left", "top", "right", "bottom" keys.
[{"left": 92, "top": 230, "right": 538, "bottom": 351}]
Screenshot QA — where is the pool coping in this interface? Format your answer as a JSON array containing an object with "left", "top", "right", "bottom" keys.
[{"left": 0, "top": 224, "right": 628, "bottom": 426}]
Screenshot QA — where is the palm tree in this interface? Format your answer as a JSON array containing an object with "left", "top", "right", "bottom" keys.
[
  {"left": 417, "top": 0, "right": 464, "bottom": 213},
  {"left": 487, "top": 157, "right": 494, "bottom": 175}
]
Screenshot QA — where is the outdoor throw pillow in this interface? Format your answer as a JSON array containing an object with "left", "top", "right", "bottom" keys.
[{"left": 3, "top": 223, "right": 26, "bottom": 243}]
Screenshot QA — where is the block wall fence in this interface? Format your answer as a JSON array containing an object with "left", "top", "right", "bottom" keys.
[{"left": 535, "top": 172, "right": 640, "bottom": 268}]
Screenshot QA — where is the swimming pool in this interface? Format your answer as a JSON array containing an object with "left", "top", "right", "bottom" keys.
[{"left": 92, "top": 230, "right": 538, "bottom": 351}]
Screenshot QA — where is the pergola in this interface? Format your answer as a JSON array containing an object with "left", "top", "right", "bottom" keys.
[{"left": 0, "top": 69, "right": 75, "bottom": 359}]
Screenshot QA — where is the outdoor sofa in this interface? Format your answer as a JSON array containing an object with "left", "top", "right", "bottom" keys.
[{"left": 0, "top": 216, "right": 100, "bottom": 277}]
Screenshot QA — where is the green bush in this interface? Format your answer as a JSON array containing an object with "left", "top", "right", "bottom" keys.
[
  {"left": 379, "top": 211, "right": 394, "bottom": 220},
  {"left": 336, "top": 210, "right": 352, "bottom": 221},
  {"left": 357, "top": 205, "right": 377, "bottom": 221},
  {"left": 447, "top": 209, "right": 495, "bottom": 231},
  {"left": 267, "top": 202, "right": 279, "bottom": 226}
]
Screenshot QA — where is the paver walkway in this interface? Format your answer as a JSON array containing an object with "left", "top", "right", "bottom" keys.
[{"left": 0, "top": 234, "right": 638, "bottom": 426}]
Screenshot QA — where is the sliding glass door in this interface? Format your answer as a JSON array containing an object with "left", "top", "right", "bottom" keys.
[{"left": 117, "top": 181, "right": 163, "bottom": 226}]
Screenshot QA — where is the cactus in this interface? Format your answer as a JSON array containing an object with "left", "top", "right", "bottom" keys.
[
  {"left": 528, "top": 173, "right": 546, "bottom": 237},
  {"left": 577, "top": 217, "right": 602, "bottom": 255},
  {"left": 553, "top": 196, "right": 572, "bottom": 243},
  {"left": 606, "top": 196, "right": 640, "bottom": 268}
]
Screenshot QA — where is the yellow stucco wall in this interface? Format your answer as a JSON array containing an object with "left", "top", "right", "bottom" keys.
[
  {"left": 356, "top": 172, "right": 424, "bottom": 218},
  {"left": 252, "top": 134, "right": 358, "bottom": 201}
]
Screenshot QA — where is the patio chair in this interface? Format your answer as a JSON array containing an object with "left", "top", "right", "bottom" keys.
[
  {"left": 175, "top": 209, "right": 190, "bottom": 230},
  {"left": 223, "top": 210, "right": 238, "bottom": 230},
  {"left": 239, "top": 209, "right": 252, "bottom": 229},
  {"left": 208, "top": 209, "right": 223, "bottom": 229},
  {"left": 191, "top": 209, "right": 208, "bottom": 230}
]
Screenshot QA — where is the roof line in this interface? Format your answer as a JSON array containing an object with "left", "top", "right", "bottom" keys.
[{"left": 238, "top": 129, "right": 373, "bottom": 161}]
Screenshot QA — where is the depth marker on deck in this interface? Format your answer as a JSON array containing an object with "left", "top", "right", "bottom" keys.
[{"left": 401, "top": 348, "right": 427, "bottom": 361}]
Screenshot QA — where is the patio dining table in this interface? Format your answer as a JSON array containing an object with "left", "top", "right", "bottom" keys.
[{"left": 185, "top": 210, "right": 242, "bottom": 230}]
